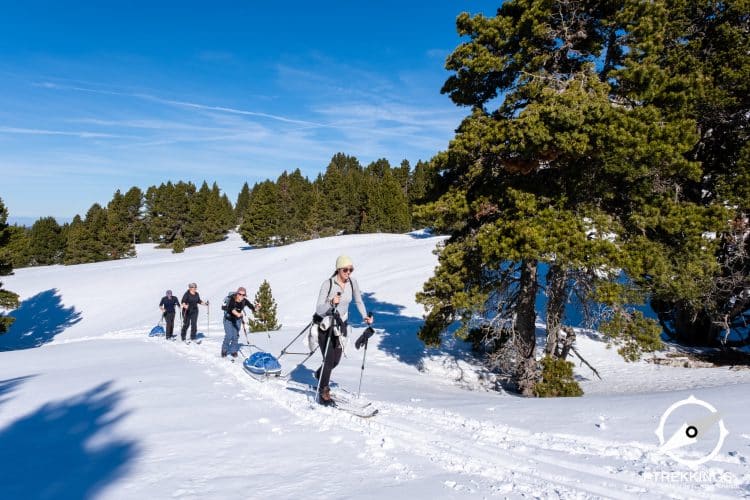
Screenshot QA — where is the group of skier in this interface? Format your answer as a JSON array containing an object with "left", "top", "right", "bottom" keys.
[
  {"left": 156, "top": 255, "right": 374, "bottom": 406},
  {"left": 158, "top": 283, "right": 209, "bottom": 342}
]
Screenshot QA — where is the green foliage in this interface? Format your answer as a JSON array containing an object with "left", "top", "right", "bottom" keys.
[
  {"left": 413, "top": 0, "right": 745, "bottom": 392},
  {"left": 360, "top": 160, "right": 411, "bottom": 233},
  {"left": 277, "top": 169, "right": 315, "bottom": 244},
  {"left": 121, "top": 187, "right": 144, "bottom": 244},
  {"left": 64, "top": 205, "right": 107, "bottom": 264},
  {"left": 3, "top": 225, "right": 30, "bottom": 268},
  {"left": 172, "top": 236, "right": 185, "bottom": 254},
  {"left": 145, "top": 181, "right": 194, "bottom": 245},
  {"left": 28, "top": 217, "right": 65, "bottom": 265},
  {"left": 599, "top": 309, "right": 663, "bottom": 362},
  {"left": 0, "top": 197, "right": 20, "bottom": 333},
  {"left": 248, "top": 280, "right": 281, "bottom": 332},
  {"left": 104, "top": 190, "right": 136, "bottom": 259},
  {"left": 235, "top": 182, "right": 251, "bottom": 224},
  {"left": 239, "top": 180, "right": 281, "bottom": 247},
  {"left": 533, "top": 356, "right": 583, "bottom": 398}
]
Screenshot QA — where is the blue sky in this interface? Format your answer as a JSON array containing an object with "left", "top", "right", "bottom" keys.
[{"left": 0, "top": 1, "right": 499, "bottom": 223}]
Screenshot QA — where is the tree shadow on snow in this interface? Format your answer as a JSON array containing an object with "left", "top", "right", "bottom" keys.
[
  {"left": 359, "top": 292, "right": 429, "bottom": 366},
  {"left": 0, "top": 381, "right": 139, "bottom": 500},
  {"left": 0, "top": 289, "right": 82, "bottom": 351},
  {"left": 282, "top": 291, "right": 482, "bottom": 385},
  {"left": 0, "top": 375, "right": 35, "bottom": 409}
]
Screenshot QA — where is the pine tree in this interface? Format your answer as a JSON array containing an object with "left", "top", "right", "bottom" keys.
[
  {"left": 395, "top": 159, "right": 410, "bottom": 198},
  {"left": 235, "top": 182, "right": 251, "bottom": 225},
  {"left": 28, "top": 216, "right": 65, "bottom": 265},
  {"left": 239, "top": 181, "right": 281, "bottom": 247},
  {"left": 62, "top": 216, "right": 86, "bottom": 265},
  {"left": 145, "top": 181, "right": 194, "bottom": 246},
  {"left": 317, "top": 153, "right": 364, "bottom": 234},
  {"left": 0, "top": 198, "right": 20, "bottom": 333},
  {"left": 417, "top": 0, "right": 714, "bottom": 394},
  {"left": 188, "top": 181, "right": 211, "bottom": 244},
  {"left": 4, "top": 225, "right": 30, "bottom": 268},
  {"left": 248, "top": 280, "right": 281, "bottom": 332},
  {"left": 103, "top": 190, "right": 136, "bottom": 259},
  {"left": 278, "top": 169, "right": 313, "bottom": 243},
  {"left": 635, "top": 0, "right": 750, "bottom": 346},
  {"left": 64, "top": 204, "right": 108, "bottom": 264},
  {"left": 202, "top": 182, "right": 229, "bottom": 243},
  {"left": 122, "top": 186, "right": 144, "bottom": 244}
]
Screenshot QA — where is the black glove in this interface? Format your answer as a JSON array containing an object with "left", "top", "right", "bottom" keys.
[{"left": 355, "top": 326, "right": 375, "bottom": 350}]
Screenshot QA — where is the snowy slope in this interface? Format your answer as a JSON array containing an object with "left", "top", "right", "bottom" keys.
[{"left": 0, "top": 232, "right": 748, "bottom": 499}]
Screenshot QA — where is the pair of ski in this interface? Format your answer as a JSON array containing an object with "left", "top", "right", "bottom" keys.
[
  {"left": 171, "top": 338, "right": 202, "bottom": 345},
  {"left": 286, "top": 380, "right": 378, "bottom": 418}
]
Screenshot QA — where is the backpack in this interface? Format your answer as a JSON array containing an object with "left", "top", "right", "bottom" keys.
[{"left": 221, "top": 291, "right": 236, "bottom": 312}]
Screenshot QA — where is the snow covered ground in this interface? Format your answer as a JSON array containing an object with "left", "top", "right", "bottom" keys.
[{"left": 0, "top": 231, "right": 748, "bottom": 499}]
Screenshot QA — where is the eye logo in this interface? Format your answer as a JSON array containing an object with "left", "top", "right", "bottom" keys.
[{"left": 655, "top": 395, "right": 729, "bottom": 467}]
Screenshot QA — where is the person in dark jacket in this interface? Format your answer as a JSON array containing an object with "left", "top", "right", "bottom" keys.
[
  {"left": 221, "top": 287, "right": 259, "bottom": 358},
  {"left": 159, "top": 289, "right": 180, "bottom": 339},
  {"left": 314, "top": 255, "right": 373, "bottom": 406},
  {"left": 180, "top": 283, "right": 208, "bottom": 342}
]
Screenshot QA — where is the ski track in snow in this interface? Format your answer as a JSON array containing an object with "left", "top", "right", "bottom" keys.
[{"left": 65, "top": 328, "right": 746, "bottom": 499}]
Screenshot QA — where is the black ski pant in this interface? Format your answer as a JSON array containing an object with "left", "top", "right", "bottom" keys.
[
  {"left": 164, "top": 311, "right": 176, "bottom": 338},
  {"left": 317, "top": 321, "right": 347, "bottom": 394},
  {"left": 181, "top": 309, "right": 199, "bottom": 340}
]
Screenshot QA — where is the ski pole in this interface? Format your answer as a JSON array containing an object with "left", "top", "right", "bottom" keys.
[
  {"left": 315, "top": 293, "right": 339, "bottom": 404},
  {"left": 356, "top": 315, "right": 374, "bottom": 398},
  {"left": 357, "top": 340, "right": 368, "bottom": 398},
  {"left": 278, "top": 321, "right": 313, "bottom": 359},
  {"left": 315, "top": 331, "right": 333, "bottom": 404}
]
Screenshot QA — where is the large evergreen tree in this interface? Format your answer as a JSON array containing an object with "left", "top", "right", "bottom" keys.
[
  {"left": 276, "top": 170, "right": 314, "bottom": 244},
  {"left": 315, "top": 153, "right": 365, "bottom": 234},
  {"left": 122, "top": 186, "right": 144, "bottom": 245},
  {"left": 104, "top": 190, "right": 136, "bottom": 259},
  {"left": 64, "top": 204, "right": 108, "bottom": 264},
  {"left": 235, "top": 182, "right": 251, "bottom": 225},
  {"left": 0, "top": 198, "right": 20, "bottom": 333},
  {"left": 28, "top": 216, "right": 65, "bottom": 265},
  {"left": 239, "top": 181, "right": 281, "bottom": 247},
  {"left": 361, "top": 159, "right": 411, "bottom": 233},
  {"left": 145, "top": 181, "right": 195, "bottom": 247},
  {"left": 642, "top": 0, "right": 750, "bottom": 346},
  {"left": 4, "top": 225, "right": 31, "bottom": 269},
  {"left": 415, "top": 0, "right": 738, "bottom": 394}
]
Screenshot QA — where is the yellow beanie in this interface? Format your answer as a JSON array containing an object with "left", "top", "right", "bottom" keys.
[{"left": 335, "top": 255, "right": 353, "bottom": 269}]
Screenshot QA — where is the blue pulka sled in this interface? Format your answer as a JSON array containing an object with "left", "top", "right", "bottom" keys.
[
  {"left": 243, "top": 351, "right": 282, "bottom": 377},
  {"left": 149, "top": 325, "right": 165, "bottom": 336}
]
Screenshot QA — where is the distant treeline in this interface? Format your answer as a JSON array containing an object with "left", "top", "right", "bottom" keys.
[{"left": 4, "top": 152, "right": 438, "bottom": 266}]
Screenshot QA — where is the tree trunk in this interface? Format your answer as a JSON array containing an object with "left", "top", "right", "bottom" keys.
[
  {"left": 545, "top": 264, "right": 567, "bottom": 356},
  {"left": 516, "top": 259, "right": 539, "bottom": 396}
]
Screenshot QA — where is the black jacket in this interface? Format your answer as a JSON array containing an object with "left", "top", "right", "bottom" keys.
[
  {"left": 159, "top": 296, "right": 180, "bottom": 313},
  {"left": 181, "top": 291, "right": 203, "bottom": 312},
  {"left": 224, "top": 296, "right": 254, "bottom": 322}
]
